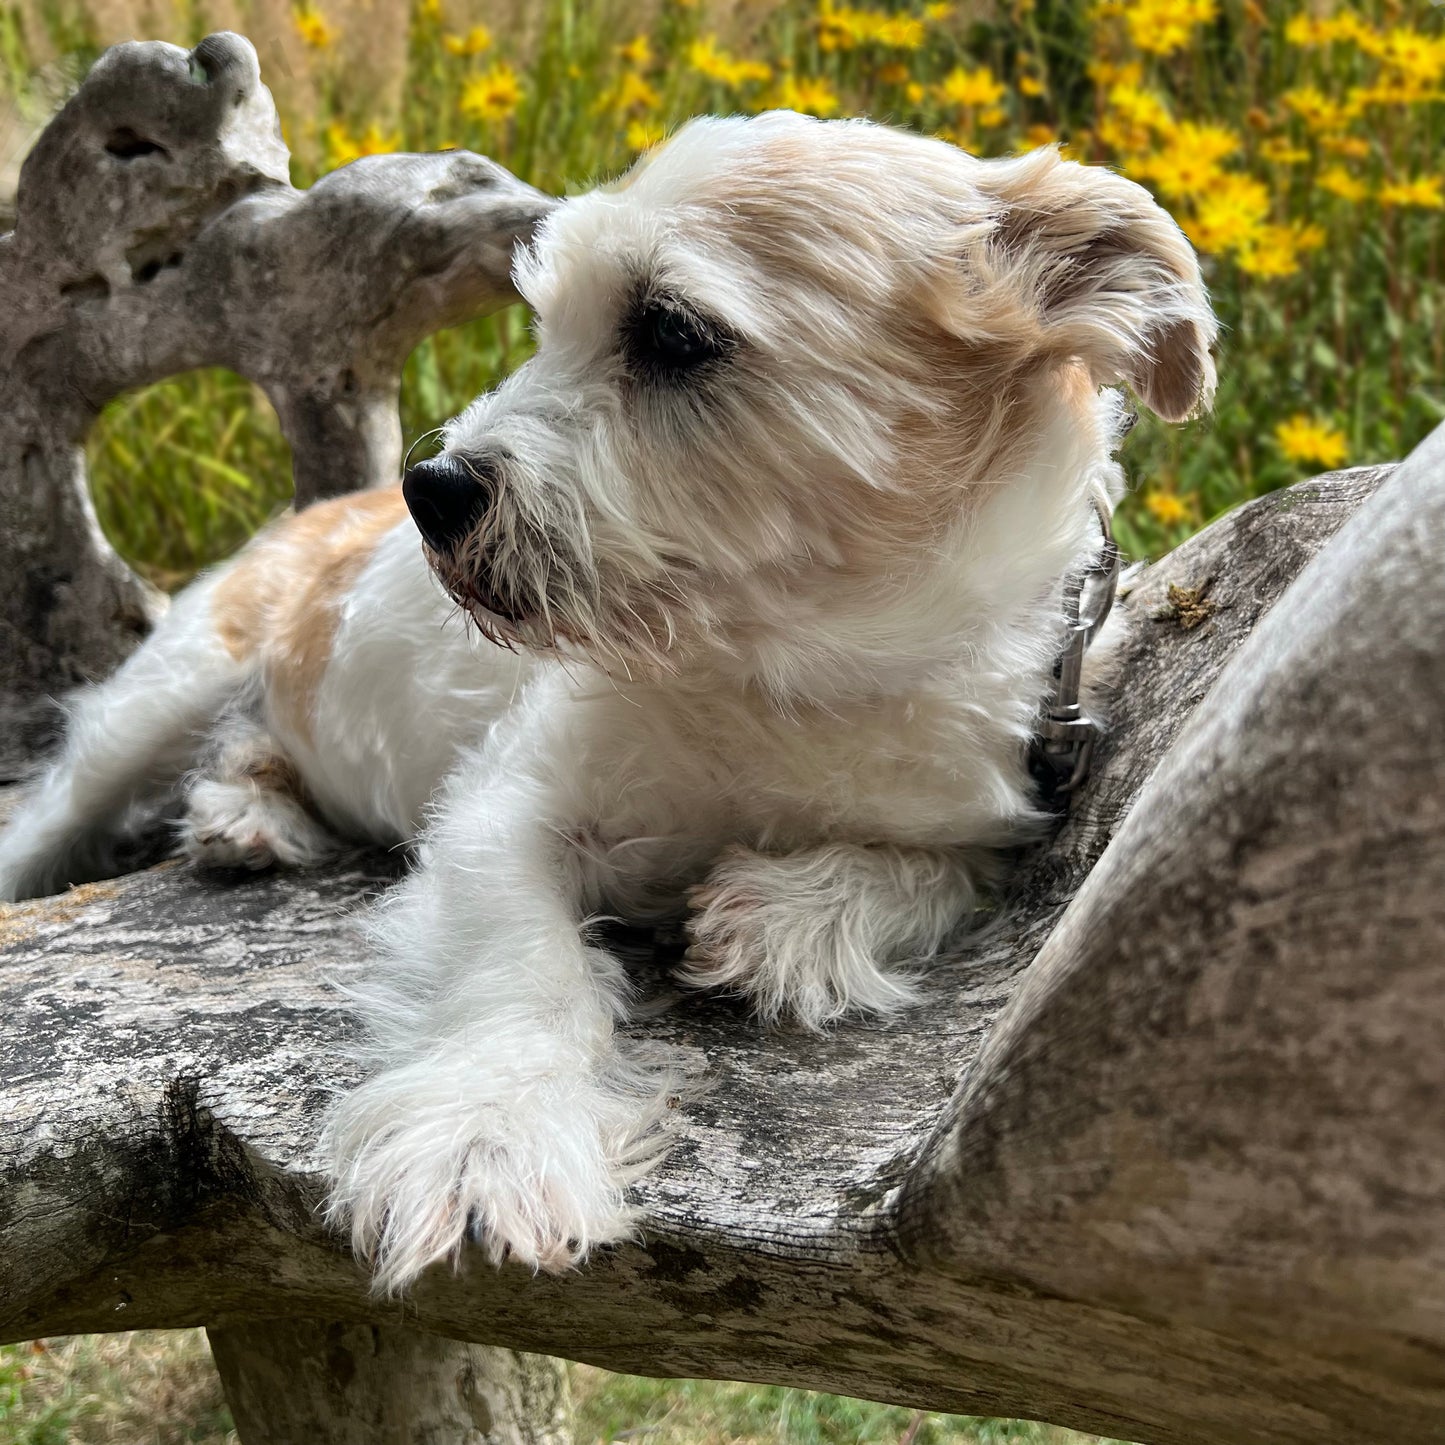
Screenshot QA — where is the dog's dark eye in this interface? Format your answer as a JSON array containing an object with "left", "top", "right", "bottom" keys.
[{"left": 626, "top": 295, "right": 734, "bottom": 379}]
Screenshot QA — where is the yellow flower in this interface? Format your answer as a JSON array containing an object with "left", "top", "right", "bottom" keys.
[
  {"left": 688, "top": 35, "right": 771, "bottom": 87},
  {"left": 1124, "top": 0, "right": 1217, "bottom": 57},
  {"left": 1106, "top": 81, "right": 1172, "bottom": 133},
  {"left": 769, "top": 75, "right": 840, "bottom": 117},
  {"left": 610, "top": 70, "right": 661, "bottom": 114},
  {"left": 325, "top": 121, "right": 359, "bottom": 168},
  {"left": 1019, "top": 74, "right": 1045, "bottom": 97},
  {"left": 1178, "top": 120, "right": 1240, "bottom": 160},
  {"left": 1185, "top": 173, "right": 1270, "bottom": 253},
  {"left": 1370, "top": 27, "right": 1445, "bottom": 86},
  {"left": 1290, "top": 11, "right": 1374, "bottom": 48},
  {"left": 905, "top": 81, "right": 925, "bottom": 106},
  {"left": 1275, "top": 415, "right": 1348, "bottom": 470},
  {"left": 1378, "top": 175, "right": 1444, "bottom": 210},
  {"left": 876, "top": 62, "right": 910, "bottom": 86},
  {"left": 1143, "top": 489, "right": 1190, "bottom": 526},
  {"left": 924, "top": 2, "right": 953, "bottom": 19},
  {"left": 460, "top": 61, "right": 523, "bottom": 123},
  {"left": 1137, "top": 119, "right": 1239, "bottom": 188},
  {"left": 1322, "top": 11, "right": 1372, "bottom": 46},
  {"left": 416, "top": 0, "right": 441, "bottom": 20},
  {"left": 938, "top": 65, "right": 1005, "bottom": 109},
  {"left": 619, "top": 34, "right": 653, "bottom": 67},
  {"left": 817, "top": 4, "right": 923, "bottom": 50},
  {"left": 293, "top": 6, "right": 336, "bottom": 48},
  {"left": 872, "top": 15, "right": 925, "bottom": 48},
  {"left": 1355, "top": 76, "right": 1445, "bottom": 107},
  {"left": 1234, "top": 222, "right": 1322, "bottom": 278},
  {"left": 818, "top": 7, "right": 855, "bottom": 52},
  {"left": 442, "top": 24, "right": 491, "bottom": 56},
  {"left": 1259, "top": 137, "right": 1310, "bottom": 165},
  {"left": 358, "top": 123, "right": 399, "bottom": 156},
  {"left": 1137, "top": 144, "right": 1224, "bottom": 201},
  {"left": 1023, "top": 123, "right": 1061, "bottom": 149},
  {"left": 1284, "top": 14, "right": 1326, "bottom": 47},
  {"left": 626, "top": 118, "right": 666, "bottom": 152},
  {"left": 325, "top": 121, "right": 397, "bottom": 167},
  {"left": 1088, "top": 59, "right": 1142, "bottom": 89},
  {"left": 1282, "top": 85, "right": 1359, "bottom": 134},
  {"left": 1319, "top": 165, "right": 1368, "bottom": 202},
  {"left": 1321, "top": 135, "right": 1370, "bottom": 160}
]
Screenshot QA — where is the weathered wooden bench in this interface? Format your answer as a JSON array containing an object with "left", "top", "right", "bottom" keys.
[{"left": 3, "top": 33, "right": 1443, "bottom": 1445}]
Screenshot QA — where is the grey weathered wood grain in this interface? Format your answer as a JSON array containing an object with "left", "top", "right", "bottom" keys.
[
  {"left": 898, "top": 424, "right": 1445, "bottom": 1382},
  {"left": 0, "top": 32, "right": 551, "bottom": 771},
  {"left": 6, "top": 451, "right": 1437, "bottom": 1445}
]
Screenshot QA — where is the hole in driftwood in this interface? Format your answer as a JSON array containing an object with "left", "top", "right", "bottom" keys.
[
  {"left": 104, "top": 127, "right": 168, "bottom": 161},
  {"left": 127, "top": 249, "right": 185, "bottom": 285},
  {"left": 88, "top": 368, "right": 293, "bottom": 589}
]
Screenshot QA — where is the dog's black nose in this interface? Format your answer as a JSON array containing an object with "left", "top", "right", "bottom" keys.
[{"left": 402, "top": 454, "right": 493, "bottom": 553}]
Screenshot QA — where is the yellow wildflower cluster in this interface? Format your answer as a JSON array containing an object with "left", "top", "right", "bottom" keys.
[
  {"left": 1377, "top": 176, "right": 1444, "bottom": 210},
  {"left": 769, "top": 75, "right": 840, "bottom": 117},
  {"left": 626, "top": 119, "right": 667, "bottom": 153},
  {"left": 53, "top": 0, "right": 1445, "bottom": 583},
  {"left": 1275, "top": 416, "right": 1349, "bottom": 470},
  {"left": 460, "top": 61, "right": 522, "bottom": 124},
  {"left": 292, "top": 5, "right": 336, "bottom": 49},
  {"left": 442, "top": 25, "right": 491, "bottom": 57},
  {"left": 619, "top": 35, "right": 653, "bottom": 68},
  {"left": 937, "top": 65, "right": 1005, "bottom": 111},
  {"left": 325, "top": 120, "right": 400, "bottom": 168},
  {"left": 1094, "top": 0, "right": 1218, "bottom": 58},
  {"left": 598, "top": 69, "right": 662, "bottom": 116},
  {"left": 687, "top": 35, "right": 771, "bottom": 88},
  {"left": 1142, "top": 488, "right": 1193, "bottom": 527},
  {"left": 277, "top": 0, "right": 1437, "bottom": 555},
  {"left": 817, "top": 2, "right": 934, "bottom": 51}
]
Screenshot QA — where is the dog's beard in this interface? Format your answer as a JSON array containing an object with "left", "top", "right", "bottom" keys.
[{"left": 425, "top": 529, "right": 691, "bottom": 677}]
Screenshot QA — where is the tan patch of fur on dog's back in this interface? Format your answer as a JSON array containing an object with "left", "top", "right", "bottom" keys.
[{"left": 213, "top": 488, "right": 410, "bottom": 741}]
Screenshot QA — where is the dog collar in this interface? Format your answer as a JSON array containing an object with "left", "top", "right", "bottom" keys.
[{"left": 1028, "top": 494, "right": 1120, "bottom": 807}]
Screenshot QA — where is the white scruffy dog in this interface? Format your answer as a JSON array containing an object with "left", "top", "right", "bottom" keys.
[{"left": 0, "top": 113, "right": 1214, "bottom": 1292}]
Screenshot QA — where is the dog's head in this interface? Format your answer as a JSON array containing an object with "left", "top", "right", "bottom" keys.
[{"left": 405, "top": 112, "right": 1214, "bottom": 693}]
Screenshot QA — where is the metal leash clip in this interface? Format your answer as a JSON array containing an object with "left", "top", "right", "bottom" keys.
[{"left": 1029, "top": 495, "right": 1120, "bottom": 806}]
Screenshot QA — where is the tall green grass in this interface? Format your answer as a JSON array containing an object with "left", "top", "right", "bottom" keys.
[{"left": 0, "top": 1332, "right": 1133, "bottom": 1444}]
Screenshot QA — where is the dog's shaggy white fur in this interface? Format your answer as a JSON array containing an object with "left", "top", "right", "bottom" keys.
[{"left": 0, "top": 113, "right": 1215, "bottom": 1293}]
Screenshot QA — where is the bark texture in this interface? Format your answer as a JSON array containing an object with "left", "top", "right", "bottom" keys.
[
  {"left": 4, "top": 434, "right": 1439, "bottom": 1445},
  {"left": 208, "top": 1322, "right": 573, "bottom": 1445},
  {"left": 0, "top": 31, "right": 551, "bottom": 771}
]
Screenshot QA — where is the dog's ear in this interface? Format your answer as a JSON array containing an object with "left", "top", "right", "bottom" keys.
[{"left": 937, "top": 147, "right": 1217, "bottom": 422}]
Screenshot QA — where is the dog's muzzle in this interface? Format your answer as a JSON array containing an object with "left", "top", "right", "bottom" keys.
[{"left": 402, "top": 454, "right": 494, "bottom": 555}]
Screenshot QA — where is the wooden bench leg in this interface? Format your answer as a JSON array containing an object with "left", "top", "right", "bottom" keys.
[{"left": 207, "top": 1321, "right": 573, "bottom": 1444}]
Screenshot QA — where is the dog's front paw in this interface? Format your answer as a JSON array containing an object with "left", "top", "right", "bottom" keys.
[
  {"left": 182, "top": 777, "right": 337, "bottom": 872},
  {"left": 681, "top": 845, "right": 925, "bottom": 1029},
  {"left": 322, "top": 1053, "right": 666, "bottom": 1294}
]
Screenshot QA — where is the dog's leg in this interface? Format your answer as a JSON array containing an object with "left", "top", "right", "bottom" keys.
[
  {"left": 682, "top": 842, "right": 983, "bottom": 1030},
  {"left": 181, "top": 697, "right": 340, "bottom": 872},
  {"left": 0, "top": 586, "right": 243, "bottom": 902},
  {"left": 322, "top": 755, "right": 673, "bottom": 1295}
]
